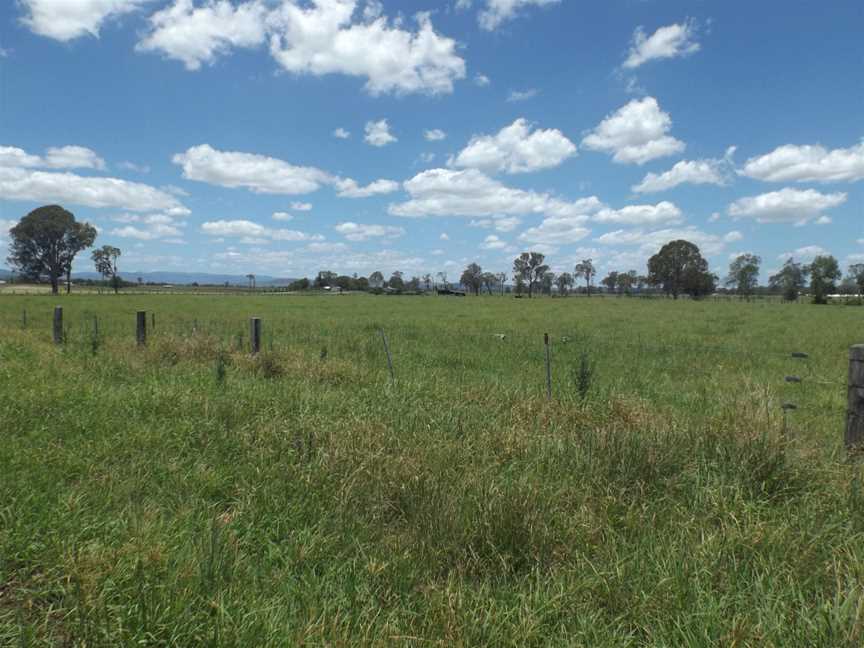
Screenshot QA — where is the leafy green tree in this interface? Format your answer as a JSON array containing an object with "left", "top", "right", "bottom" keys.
[
  {"left": 617, "top": 270, "right": 638, "bottom": 295},
  {"left": 481, "top": 272, "right": 498, "bottom": 295},
  {"left": 92, "top": 245, "right": 122, "bottom": 294},
  {"left": 314, "top": 270, "right": 337, "bottom": 289},
  {"left": 460, "top": 262, "right": 483, "bottom": 295},
  {"left": 647, "top": 240, "right": 714, "bottom": 299},
  {"left": 496, "top": 272, "right": 507, "bottom": 296},
  {"left": 601, "top": 271, "right": 619, "bottom": 294},
  {"left": 388, "top": 271, "right": 404, "bottom": 291},
  {"left": 725, "top": 254, "right": 761, "bottom": 297},
  {"left": 574, "top": 259, "right": 596, "bottom": 296},
  {"left": 847, "top": 263, "right": 864, "bottom": 296},
  {"left": 806, "top": 255, "right": 841, "bottom": 304},
  {"left": 769, "top": 258, "right": 808, "bottom": 302},
  {"left": 555, "top": 271, "right": 574, "bottom": 296},
  {"left": 540, "top": 271, "right": 555, "bottom": 295},
  {"left": 7, "top": 205, "right": 96, "bottom": 295},
  {"left": 512, "top": 252, "right": 548, "bottom": 298},
  {"left": 369, "top": 271, "right": 385, "bottom": 289}
]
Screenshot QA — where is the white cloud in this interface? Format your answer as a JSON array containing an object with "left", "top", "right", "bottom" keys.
[
  {"left": 364, "top": 119, "right": 397, "bottom": 147},
  {"left": 581, "top": 97, "right": 685, "bottom": 165},
  {"left": 506, "top": 88, "right": 538, "bottom": 102},
  {"left": 593, "top": 201, "right": 683, "bottom": 226},
  {"left": 334, "top": 178, "right": 399, "bottom": 198},
  {"left": 481, "top": 234, "right": 508, "bottom": 250},
  {"left": 172, "top": 143, "right": 396, "bottom": 198},
  {"left": 272, "top": 211, "right": 293, "bottom": 221},
  {"left": 333, "top": 127, "right": 351, "bottom": 139},
  {"left": 201, "top": 219, "right": 323, "bottom": 243},
  {"left": 474, "top": 73, "right": 490, "bottom": 86},
  {"left": 622, "top": 20, "right": 700, "bottom": 69},
  {"left": 20, "top": 0, "right": 150, "bottom": 41},
  {"left": 111, "top": 222, "right": 184, "bottom": 240},
  {"left": 0, "top": 146, "right": 43, "bottom": 168},
  {"left": 728, "top": 187, "right": 847, "bottom": 225},
  {"left": 739, "top": 141, "right": 864, "bottom": 183},
  {"left": 519, "top": 215, "right": 590, "bottom": 245},
  {"left": 137, "top": 0, "right": 267, "bottom": 70},
  {"left": 815, "top": 215, "right": 832, "bottom": 225},
  {"left": 291, "top": 201, "right": 312, "bottom": 211},
  {"left": 268, "top": 2, "right": 465, "bottom": 95},
  {"left": 439, "top": 232, "right": 449, "bottom": 240},
  {"left": 596, "top": 225, "right": 740, "bottom": 258},
  {"left": 632, "top": 148, "right": 735, "bottom": 193},
  {"left": 334, "top": 222, "right": 405, "bottom": 241},
  {"left": 449, "top": 118, "right": 576, "bottom": 174},
  {"left": 390, "top": 167, "right": 603, "bottom": 219},
  {"left": 478, "top": 0, "right": 560, "bottom": 31},
  {"left": 708, "top": 212, "right": 721, "bottom": 222},
  {"left": 0, "top": 166, "right": 188, "bottom": 214},
  {"left": 44, "top": 145, "right": 106, "bottom": 170},
  {"left": 469, "top": 216, "right": 522, "bottom": 232},
  {"left": 119, "top": 160, "right": 150, "bottom": 173},
  {"left": 424, "top": 128, "right": 446, "bottom": 141},
  {"left": 777, "top": 245, "right": 829, "bottom": 262}
]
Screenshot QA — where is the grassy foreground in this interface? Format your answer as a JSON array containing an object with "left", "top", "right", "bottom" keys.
[{"left": 1, "top": 293, "right": 863, "bottom": 646}]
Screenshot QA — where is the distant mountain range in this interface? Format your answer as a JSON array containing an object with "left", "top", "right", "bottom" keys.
[{"left": 0, "top": 269, "right": 298, "bottom": 286}]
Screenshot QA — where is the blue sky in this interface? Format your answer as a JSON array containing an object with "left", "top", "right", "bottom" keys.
[{"left": 1, "top": 0, "right": 862, "bottom": 280}]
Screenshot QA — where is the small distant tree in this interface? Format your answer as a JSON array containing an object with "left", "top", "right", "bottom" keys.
[
  {"left": 574, "top": 259, "right": 596, "bottom": 296},
  {"left": 313, "top": 270, "right": 336, "bottom": 289},
  {"left": 555, "top": 271, "right": 574, "bottom": 296},
  {"left": 92, "top": 245, "right": 122, "bottom": 294},
  {"left": 246, "top": 273, "right": 256, "bottom": 290},
  {"left": 422, "top": 273, "right": 433, "bottom": 291},
  {"left": 601, "top": 271, "right": 619, "bottom": 294},
  {"left": 541, "top": 271, "right": 555, "bottom": 295},
  {"left": 436, "top": 271, "right": 448, "bottom": 290},
  {"left": 460, "top": 263, "right": 483, "bottom": 295},
  {"left": 369, "top": 271, "right": 385, "bottom": 289},
  {"left": 726, "top": 254, "right": 761, "bottom": 298},
  {"left": 512, "top": 252, "right": 548, "bottom": 298},
  {"left": 806, "top": 255, "right": 841, "bottom": 304},
  {"left": 617, "top": 270, "right": 637, "bottom": 295},
  {"left": 406, "top": 276, "right": 421, "bottom": 291},
  {"left": 847, "top": 263, "right": 864, "bottom": 295},
  {"left": 496, "top": 272, "right": 507, "bottom": 295},
  {"left": 481, "top": 272, "right": 498, "bottom": 295},
  {"left": 769, "top": 258, "right": 808, "bottom": 302},
  {"left": 388, "top": 271, "right": 405, "bottom": 291}
]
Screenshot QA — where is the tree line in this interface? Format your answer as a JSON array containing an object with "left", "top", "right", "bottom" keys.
[{"left": 4, "top": 205, "right": 859, "bottom": 303}]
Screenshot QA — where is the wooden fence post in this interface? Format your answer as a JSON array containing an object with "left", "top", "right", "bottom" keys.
[
  {"left": 544, "top": 332, "right": 552, "bottom": 400},
  {"left": 250, "top": 317, "right": 261, "bottom": 354},
  {"left": 379, "top": 329, "right": 395, "bottom": 383},
  {"left": 53, "top": 307, "right": 63, "bottom": 344},
  {"left": 846, "top": 344, "right": 864, "bottom": 449},
  {"left": 136, "top": 311, "right": 147, "bottom": 346},
  {"left": 151, "top": 312, "right": 156, "bottom": 331}
]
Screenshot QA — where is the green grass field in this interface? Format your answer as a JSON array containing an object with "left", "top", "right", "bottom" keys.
[{"left": 2, "top": 293, "right": 863, "bottom": 646}]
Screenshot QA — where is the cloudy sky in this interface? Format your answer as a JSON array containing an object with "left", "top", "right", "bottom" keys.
[{"left": 1, "top": 0, "right": 862, "bottom": 279}]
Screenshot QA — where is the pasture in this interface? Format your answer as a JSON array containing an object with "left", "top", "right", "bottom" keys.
[{"left": 1, "top": 293, "right": 863, "bottom": 646}]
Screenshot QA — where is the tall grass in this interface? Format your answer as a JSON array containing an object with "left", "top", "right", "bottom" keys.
[{"left": 0, "top": 293, "right": 862, "bottom": 646}]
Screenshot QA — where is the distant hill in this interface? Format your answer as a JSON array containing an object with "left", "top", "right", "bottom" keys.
[{"left": 0, "top": 269, "right": 298, "bottom": 286}]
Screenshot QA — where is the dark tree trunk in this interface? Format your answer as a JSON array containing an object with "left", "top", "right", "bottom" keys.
[{"left": 50, "top": 275, "right": 59, "bottom": 295}]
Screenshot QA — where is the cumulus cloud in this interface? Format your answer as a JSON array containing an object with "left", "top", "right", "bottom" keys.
[
  {"left": 469, "top": 216, "right": 522, "bottom": 232},
  {"left": 201, "top": 218, "right": 323, "bottom": 243},
  {"left": 593, "top": 201, "right": 683, "bottom": 226},
  {"left": 478, "top": 0, "right": 561, "bottom": 31},
  {"left": 778, "top": 245, "right": 829, "bottom": 262},
  {"left": 728, "top": 187, "right": 847, "bottom": 225},
  {"left": 20, "top": 0, "right": 150, "bottom": 41},
  {"left": 739, "top": 141, "right": 864, "bottom": 183},
  {"left": 632, "top": 148, "right": 735, "bottom": 193},
  {"left": 424, "top": 129, "right": 446, "bottom": 141},
  {"left": 272, "top": 211, "right": 293, "bottom": 221},
  {"left": 136, "top": 0, "right": 267, "bottom": 70},
  {"left": 268, "top": 2, "right": 465, "bottom": 95},
  {"left": 172, "top": 143, "right": 397, "bottom": 198},
  {"left": 291, "top": 201, "right": 312, "bottom": 211},
  {"left": 333, "top": 127, "right": 351, "bottom": 139},
  {"left": 111, "top": 215, "right": 185, "bottom": 241},
  {"left": 389, "top": 167, "right": 603, "bottom": 219},
  {"left": 474, "top": 73, "right": 490, "bottom": 86},
  {"left": 449, "top": 118, "right": 576, "bottom": 174},
  {"left": 596, "top": 226, "right": 741, "bottom": 258},
  {"left": 0, "top": 166, "right": 189, "bottom": 214},
  {"left": 0, "top": 146, "right": 45, "bottom": 168},
  {"left": 581, "top": 97, "right": 685, "bottom": 165},
  {"left": 44, "top": 145, "right": 106, "bottom": 170},
  {"left": 622, "top": 20, "right": 700, "bottom": 69},
  {"left": 364, "top": 119, "right": 397, "bottom": 147},
  {"left": 334, "top": 222, "right": 405, "bottom": 241},
  {"left": 480, "top": 234, "right": 508, "bottom": 250},
  {"left": 518, "top": 215, "right": 590, "bottom": 246}
]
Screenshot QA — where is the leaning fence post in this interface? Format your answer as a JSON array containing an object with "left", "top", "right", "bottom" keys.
[
  {"left": 22, "top": 309, "right": 27, "bottom": 329},
  {"left": 151, "top": 312, "right": 156, "bottom": 331},
  {"left": 379, "top": 329, "right": 395, "bottom": 383},
  {"left": 52, "top": 306, "right": 63, "bottom": 344},
  {"left": 846, "top": 345, "right": 864, "bottom": 449},
  {"left": 544, "top": 332, "right": 552, "bottom": 400},
  {"left": 136, "top": 311, "right": 147, "bottom": 346},
  {"left": 250, "top": 317, "right": 261, "bottom": 354}
]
